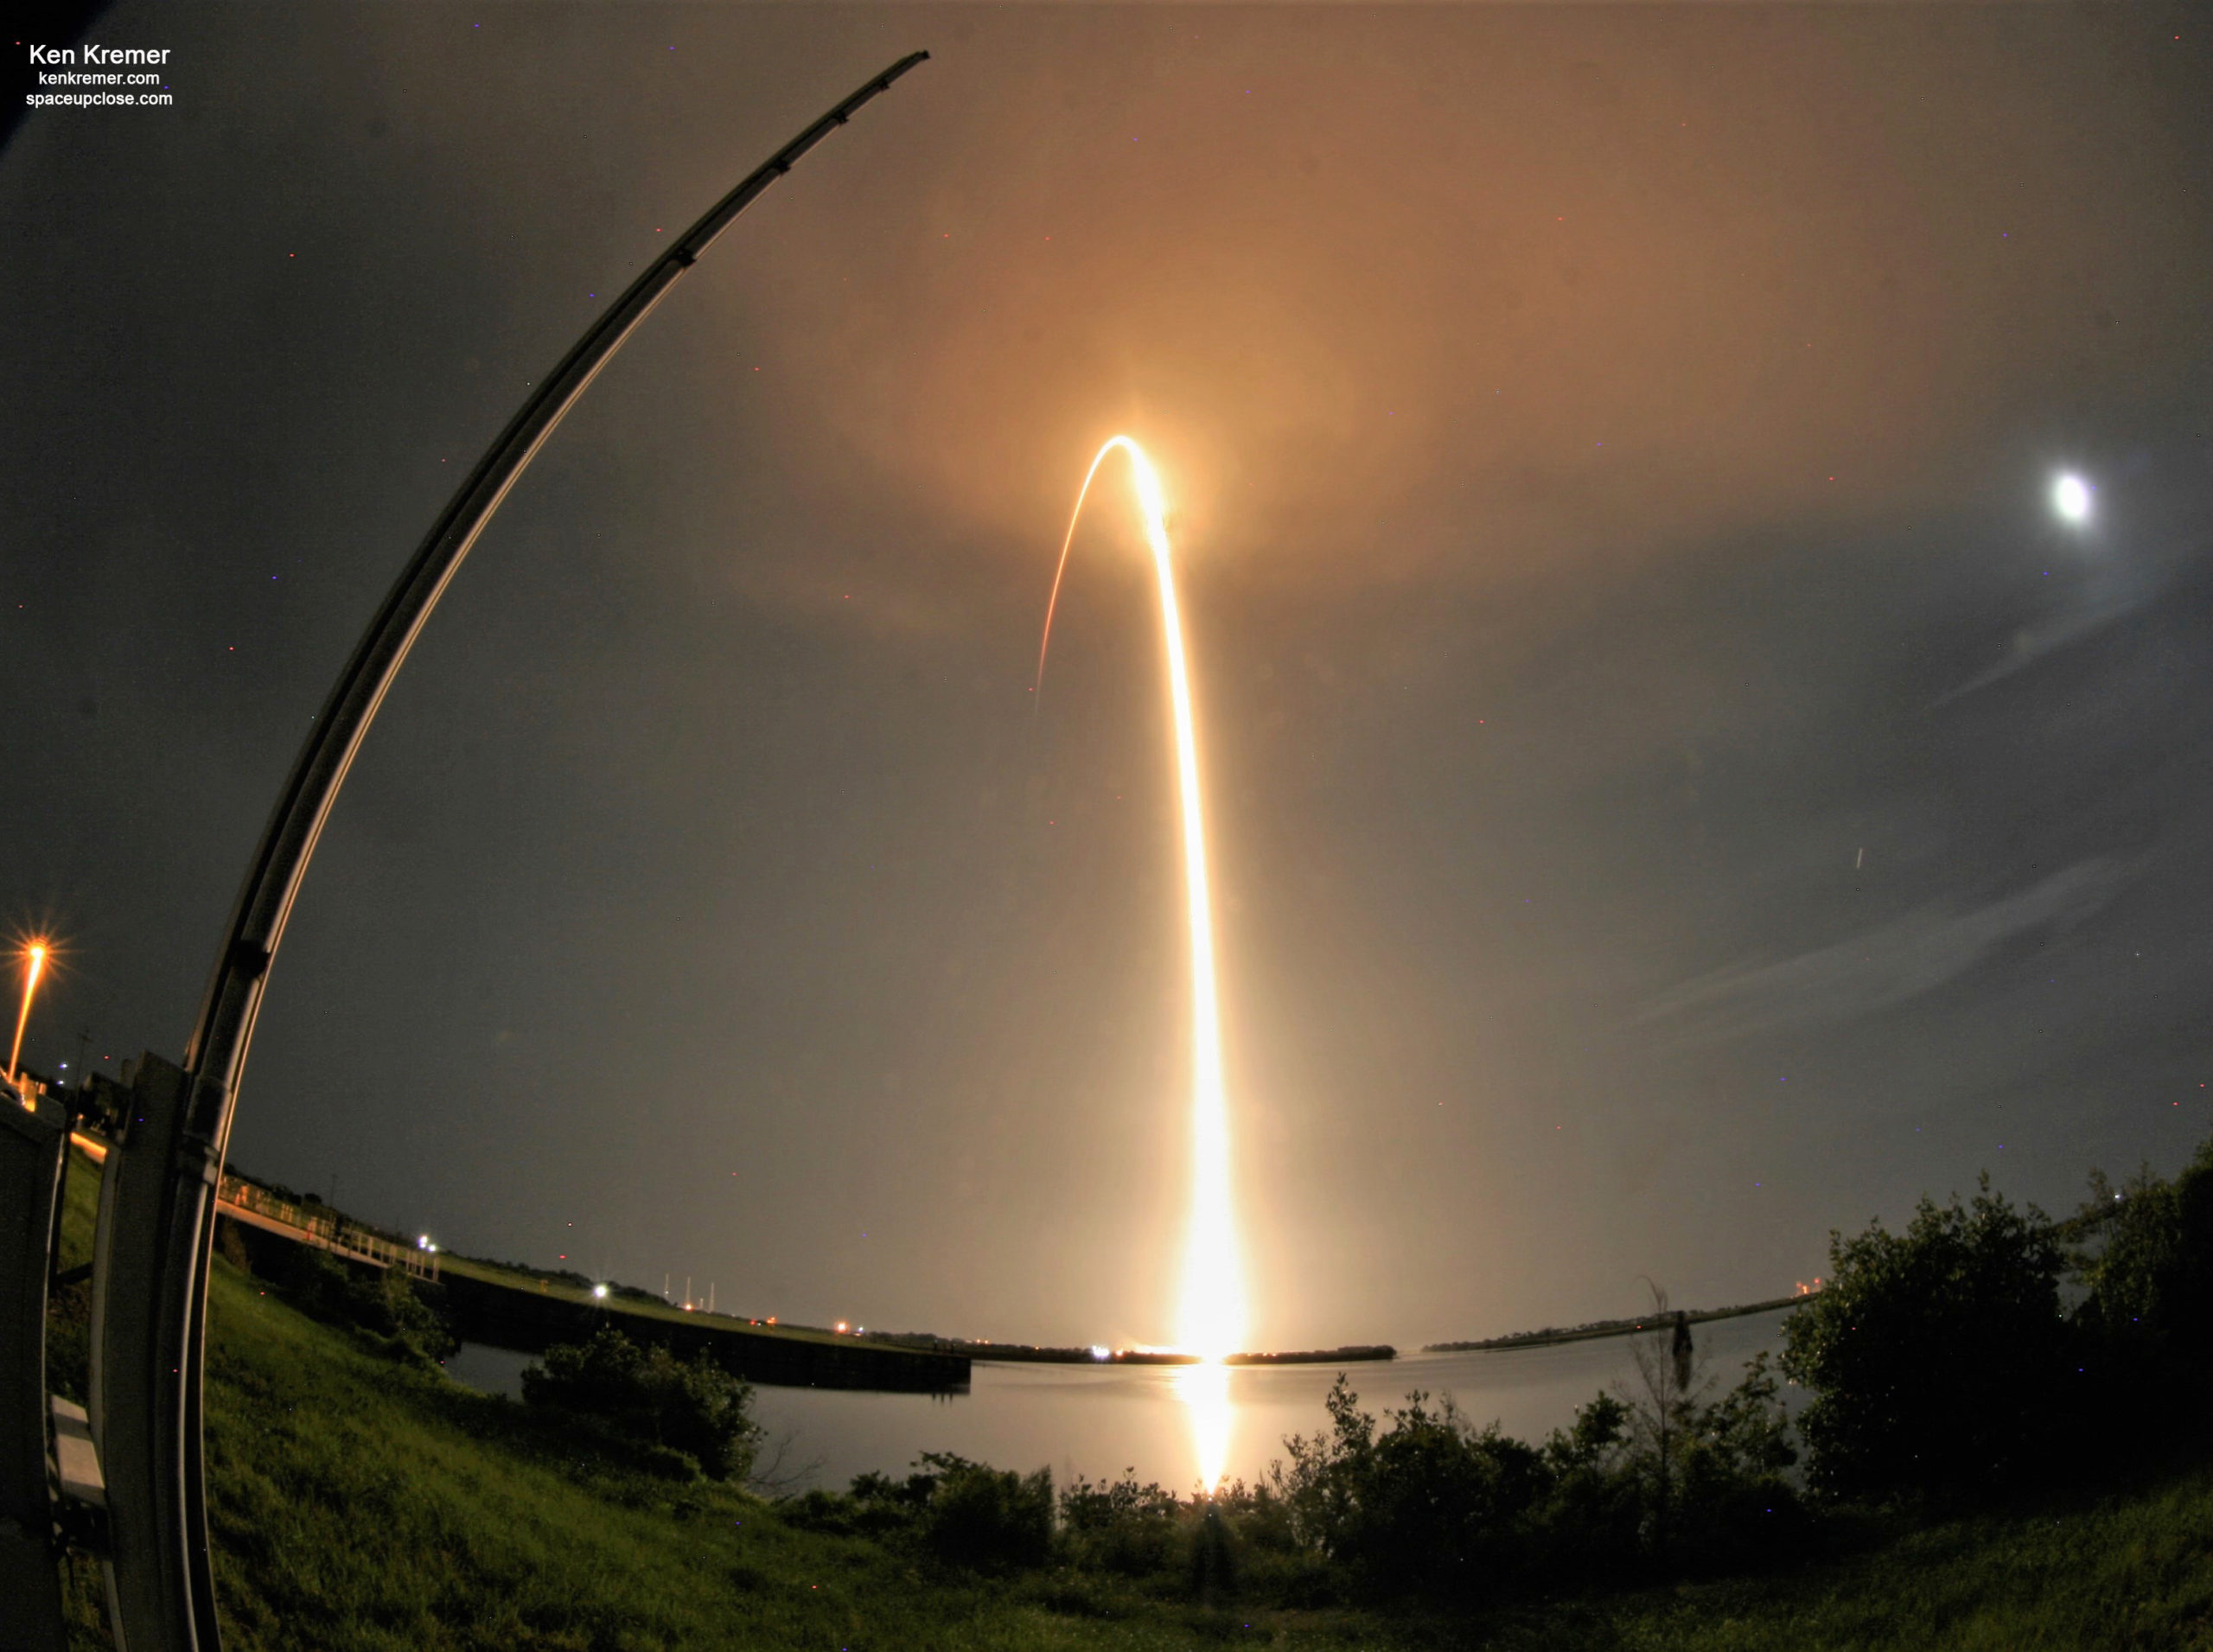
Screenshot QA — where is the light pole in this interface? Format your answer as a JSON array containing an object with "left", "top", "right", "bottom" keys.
[{"left": 81, "top": 51, "right": 929, "bottom": 1652}]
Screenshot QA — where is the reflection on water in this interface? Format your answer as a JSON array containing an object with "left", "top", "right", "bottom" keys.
[
  {"left": 443, "top": 1309, "right": 1799, "bottom": 1496},
  {"left": 1178, "top": 1360, "right": 1234, "bottom": 1494},
  {"left": 442, "top": 1341, "right": 533, "bottom": 1398}
]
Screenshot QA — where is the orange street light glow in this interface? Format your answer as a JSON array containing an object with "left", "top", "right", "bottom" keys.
[
  {"left": 1040, "top": 437, "right": 1247, "bottom": 1490},
  {"left": 9, "top": 941, "right": 48, "bottom": 1094}
]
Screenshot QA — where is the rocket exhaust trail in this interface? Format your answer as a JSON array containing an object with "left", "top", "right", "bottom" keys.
[{"left": 1037, "top": 437, "right": 1246, "bottom": 1489}]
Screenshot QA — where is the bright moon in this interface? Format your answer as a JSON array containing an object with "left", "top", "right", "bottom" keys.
[{"left": 2052, "top": 473, "right": 2093, "bottom": 524}]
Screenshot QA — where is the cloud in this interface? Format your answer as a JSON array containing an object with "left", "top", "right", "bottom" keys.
[
  {"left": 1927, "top": 587, "right": 2149, "bottom": 708},
  {"left": 1630, "top": 856, "right": 2140, "bottom": 1048}
]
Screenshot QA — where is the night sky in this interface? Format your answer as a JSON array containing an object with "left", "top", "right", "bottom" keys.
[{"left": 4, "top": 4, "right": 2210, "bottom": 1355}]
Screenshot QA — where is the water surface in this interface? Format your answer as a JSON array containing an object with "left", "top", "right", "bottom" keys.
[{"left": 449, "top": 1307, "right": 1798, "bottom": 1494}]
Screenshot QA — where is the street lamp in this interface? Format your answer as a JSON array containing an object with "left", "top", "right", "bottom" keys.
[{"left": 78, "top": 53, "right": 929, "bottom": 1652}]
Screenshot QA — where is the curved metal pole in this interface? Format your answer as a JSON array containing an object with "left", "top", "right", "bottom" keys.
[{"left": 131, "top": 53, "right": 928, "bottom": 1651}]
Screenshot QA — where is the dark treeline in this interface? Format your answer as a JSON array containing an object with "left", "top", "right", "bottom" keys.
[
  {"left": 520, "top": 1328, "right": 766, "bottom": 1483},
  {"left": 1784, "top": 1132, "right": 2213, "bottom": 1505}
]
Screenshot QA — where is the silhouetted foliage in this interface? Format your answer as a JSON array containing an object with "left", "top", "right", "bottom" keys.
[
  {"left": 1060, "top": 1470, "right": 1183, "bottom": 1576},
  {"left": 522, "top": 1329, "right": 763, "bottom": 1481},
  {"left": 787, "top": 1453, "right": 1053, "bottom": 1572},
  {"left": 2078, "top": 1135, "right": 2213, "bottom": 1386},
  {"left": 912, "top": 1453, "right": 1055, "bottom": 1572},
  {"left": 1666, "top": 1353, "right": 1808, "bottom": 1566},
  {"left": 1266, "top": 1362, "right": 1800, "bottom": 1604},
  {"left": 280, "top": 1246, "right": 458, "bottom": 1368},
  {"left": 1782, "top": 1175, "right": 2070, "bottom": 1502},
  {"left": 1276, "top": 1381, "right": 1549, "bottom": 1599},
  {"left": 1608, "top": 1293, "right": 1804, "bottom": 1570},
  {"left": 772, "top": 1349, "right": 1796, "bottom": 1609}
]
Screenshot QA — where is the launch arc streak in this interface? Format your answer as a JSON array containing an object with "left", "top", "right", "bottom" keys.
[{"left": 1037, "top": 437, "right": 1247, "bottom": 1487}]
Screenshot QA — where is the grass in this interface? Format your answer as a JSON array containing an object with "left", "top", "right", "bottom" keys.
[
  {"left": 432, "top": 1250, "right": 871, "bottom": 1354},
  {"left": 199, "top": 1271, "right": 2213, "bottom": 1652},
  {"left": 1468, "top": 1474, "right": 2213, "bottom": 1650},
  {"left": 41, "top": 1143, "right": 2213, "bottom": 1649},
  {"left": 196, "top": 1262, "right": 1390, "bottom": 1652}
]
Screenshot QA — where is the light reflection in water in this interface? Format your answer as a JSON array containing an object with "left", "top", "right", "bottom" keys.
[{"left": 1177, "top": 1359, "right": 1234, "bottom": 1495}]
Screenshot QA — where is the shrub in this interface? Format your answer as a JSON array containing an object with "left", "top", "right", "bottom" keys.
[
  {"left": 1532, "top": 1392, "right": 1642, "bottom": 1584},
  {"left": 2078, "top": 1136, "right": 2213, "bottom": 1385},
  {"left": 1061, "top": 1472, "right": 1183, "bottom": 1576},
  {"left": 279, "top": 1246, "right": 457, "bottom": 1368},
  {"left": 911, "top": 1453, "right": 1054, "bottom": 1572},
  {"left": 1208, "top": 1477, "right": 1298, "bottom": 1556},
  {"left": 789, "top": 1454, "right": 1055, "bottom": 1572},
  {"left": 1187, "top": 1503, "right": 1237, "bottom": 1603},
  {"left": 1782, "top": 1176, "right": 2069, "bottom": 1502},
  {"left": 1276, "top": 1378, "right": 1551, "bottom": 1603},
  {"left": 1667, "top": 1353, "right": 1808, "bottom": 1570},
  {"left": 1272, "top": 1355, "right": 1800, "bottom": 1604},
  {"left": 523, "top": 1330, "right": 764, "bottom": 1481}
]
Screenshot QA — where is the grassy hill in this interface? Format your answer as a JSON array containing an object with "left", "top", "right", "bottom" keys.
[{"left": 44, "top": 1145, "right": 2213, "bottom": 1649}]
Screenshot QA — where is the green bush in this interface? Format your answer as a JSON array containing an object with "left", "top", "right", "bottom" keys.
[
  {"left": 784, "top": 1454, "right": 1056, "bottom": 1573},
  {"left": 1666, "top": 1354, "right": 1809, "bottom": 1569},
  {"left": 911, "top": 1452, "right": 1055, "bottom": 1572},
  {"left": 1061, "top": 1471, "right": 1183, "bottom": 1576},
  {"left": 1271, "top": 1360, "right": 1801, "bottom": 1604},
  {"left": 1276, "top": 1379, "right": 1555, "bottom": 1600},
  {"left": 279, "top": 1246, "right": 458, "bottom": 1368},
  {"left": 1531, "top": 1391, "right": 1643, "bottom": 1582},
  {"left": 2078, "top": 1135, "right": 2213, "bottom": 1391},
  {"left": 522, "top": 1329, "right": 764, "bottom": 1481},
  {"left": 1782, "top": 1176, "right": 2070, "bottom": 1503}
]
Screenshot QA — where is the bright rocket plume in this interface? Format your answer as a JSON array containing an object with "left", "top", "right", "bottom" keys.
[{"left": 1038, "top": 437, "right": 1247, "bottom": 1485}]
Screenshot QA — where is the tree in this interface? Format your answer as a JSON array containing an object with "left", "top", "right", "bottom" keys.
[
  {"left": 2076, "top": 1132, "right": 2213, "bottom": 1419},
  {"left": 523, "top": 1329, "right": 764, "bottom": 1480},
  {"left": 1275, "top": 1377, "right": 1550, "bottom": 1603},
  {"left": 1272, "top": 1359, "right": 1796, "bottom": 1601},
  {"left": 909, "top": 1453, "right": 1054, "bottom": 1572},
  {"left": 1616, "top": 1288, "right": 1801, "bottom": 1572},
  {"left": 1782, "top": 1176, "right": 2068, "bottom": 1502},
  {"left": 1618, "top": 1287, "right": 1703, "bottom": 1560}
]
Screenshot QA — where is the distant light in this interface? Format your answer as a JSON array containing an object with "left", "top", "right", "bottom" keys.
[
  {"left": 1090, "top": 1345, "right": 1110, "bottom": 1362},
  {"left": 592, "top": 1283, "right": 609, "bottom": 1299},
  {"left": 418, "top": 1235, "right": 430, "bottom": 1250},
  {"left": 2053, "top": 473, "right": 2093, "bottom": 524},
  {"left": 835, "top": 1321, "right": 849, "bottom": 1333}
]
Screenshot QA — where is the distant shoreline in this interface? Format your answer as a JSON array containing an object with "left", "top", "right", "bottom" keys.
[
  {"left": 906, "top": 1342, "right": 1400, "bottom": 1367},
  {"left": 1424, "top": 1294, "right": 1813, "bottom": 1354}
]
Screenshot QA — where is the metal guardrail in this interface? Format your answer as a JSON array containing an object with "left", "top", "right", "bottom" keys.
[
  {"left": 3, "top": 54, "right": 932, "bottom": 1652},
  {"left": 1, "top": 1086, "right": 67, "bottom": 1652},
  {"left": 214, "top": 1180, "right": 437, "bottom": 1281}
]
